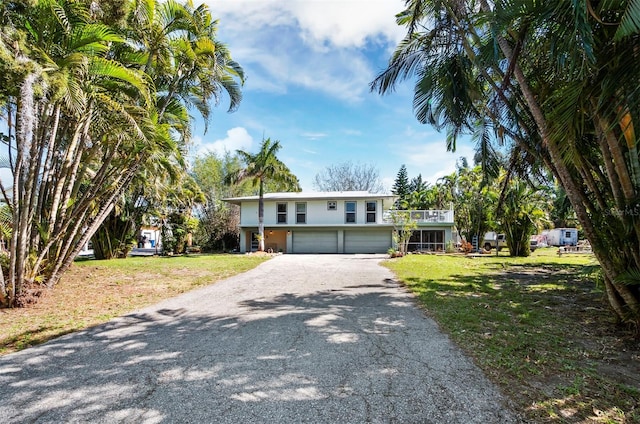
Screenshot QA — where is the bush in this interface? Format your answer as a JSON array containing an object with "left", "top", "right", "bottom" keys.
[
  {"left": 459, "top": 241, "right": 473, "bottom": 253},
  {"left": 445, "top": 240, "right": 456, "bottom": 253}
]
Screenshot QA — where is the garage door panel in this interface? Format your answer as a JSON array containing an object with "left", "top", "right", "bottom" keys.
[
  {"left": 293, "top": 231, "right": 338, "bottom": 253},
  {"left": 345, "top": 230, "right": 391, "bottom": 254}
]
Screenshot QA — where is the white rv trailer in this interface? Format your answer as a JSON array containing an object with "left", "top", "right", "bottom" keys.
[{"left": 546, "top": 228, "right": 578, "bottom": 246}]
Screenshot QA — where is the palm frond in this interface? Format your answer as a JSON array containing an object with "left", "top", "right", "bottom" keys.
[
  {"left": 69, "top": 24, "right": 124, "bottom": 55},
  {"left": 90, "top": 57, "right": 152, "bottom": 105},
  {"left": 615, "top": 0, "right": 640, "bottom": 39},
  {"left": 614, "top": 268, "right": 640, "bottom": 286},
  {"left": 51, "top": 1, "right": 72, "bottom": 34}
]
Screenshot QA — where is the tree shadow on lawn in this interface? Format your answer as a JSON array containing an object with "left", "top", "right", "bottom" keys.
[
  {"left": 1, "top": 326, "right": 80, "bottom": 353},
  {"left": 401, "top": 263, "right": 640, "bottom": 423},
  {"left": 0, "top": 283, "right": 516, "bottom": 423}
]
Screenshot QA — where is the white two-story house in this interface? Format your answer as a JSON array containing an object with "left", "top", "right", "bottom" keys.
[{"left": 224, "top": 191, "right": 456, "bottom": 254}]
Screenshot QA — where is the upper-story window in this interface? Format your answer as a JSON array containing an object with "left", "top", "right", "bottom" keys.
[
  {"left": 345, "top": 201, "right": 356, "bottom": 223},
  {"left": 296, "top": 202, "right": 306, "bottom": 224},
  {"left": 327, "top": 201, "right": 337, "bottom": 210},
  {"left": 277, "top": 203, "right": 287, "bottom": 224},
  {"left": 366, "top": 201, "right": 376, "bottom": 223}
]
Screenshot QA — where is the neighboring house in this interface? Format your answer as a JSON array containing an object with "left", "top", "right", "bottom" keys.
[
  {"left": 78, "top": 240, "right": 94, "bottom": 257},
  {"left": 223, "top": 191, "right": 455, "bottom": 254},
  {"left": 139, "top": 226, "right": 162, "bottom": 249}
]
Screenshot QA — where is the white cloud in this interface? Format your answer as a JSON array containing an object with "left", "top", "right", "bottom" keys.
[
  {"left": 294, "top": 51, "right": 373, "bottom": 102},
  {"left": 206, "top": 0, "right": 407, "bottom": 102},
  {"left": 300, "top": 132, "right": 328, "bottom": 140},
  {"left": 198, "top": 127, "right": 254, "bottom": 156},
  {"left": 208, "top": 1, "right": 405, "bottom": 49},
  {"left": 289, "top": 1, "right": 406, "bottom": 49},
  {"left": 395, "top": 136, "right": 476, "bottom": 185}
]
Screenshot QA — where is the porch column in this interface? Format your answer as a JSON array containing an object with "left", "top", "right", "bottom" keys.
[
  {"left": 286, "top": 230, "right": 293, "bottom": 253},
  {"left": 239, "top": 230, "right": 247, "bottom": 253}
]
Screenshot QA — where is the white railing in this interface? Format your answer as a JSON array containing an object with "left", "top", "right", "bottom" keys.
[{"left": 383, "top": 209, "right": 454, "bottom": 224}]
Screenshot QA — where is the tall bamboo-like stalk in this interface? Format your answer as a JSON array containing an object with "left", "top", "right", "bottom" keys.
[
  {"left": 0, "top": 0, "right": 245, "bottom": 306},
  {"left": 373, "top": 0, "right": 640, "bottom": 328},
  {"left": 0, "top": 1, "right": 156, "bottom": 306}
]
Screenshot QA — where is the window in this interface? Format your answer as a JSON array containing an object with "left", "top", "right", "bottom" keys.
[
  {"left": 345, "top": 201, "right": 356, "bottom": 223},
  {"left": 407, "top": 230, "right": 445, "bottom": 252},
  {"left": 327, "top": 201, "right": 337, "bottom": 210},
  {"left": 366, "top": 201, "right": 376, "bottom": 223},
  {"left": 251, "top": 232, "right": 259, "bottom": 251},
  {"left": 296, "top": 202, "right": 306, "bottom": 224},
  {"left": 277, "top": 203, "right": 287, "bottom": 224}
]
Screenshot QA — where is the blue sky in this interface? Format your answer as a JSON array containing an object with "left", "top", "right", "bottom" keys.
[{"left": 194, "top": 0, "right": 475, "bottom": 192}]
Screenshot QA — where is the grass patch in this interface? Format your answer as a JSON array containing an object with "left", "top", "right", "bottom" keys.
[
  {"left": 0, "top": 253, "right": 270, "bottom": 355},
  {"left": 383, "top": 248, "right": 640, "bottom": 423}
]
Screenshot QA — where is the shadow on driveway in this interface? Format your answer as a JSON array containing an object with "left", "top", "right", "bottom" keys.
[{"left": 0, "top": 256, "right": 519, "bottom": 423}]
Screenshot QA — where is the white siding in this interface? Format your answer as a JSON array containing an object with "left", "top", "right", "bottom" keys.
[
  {"left": 240, "top": 199, "right": 389, "bottom": 227},
  {"left": 239, "top": 202, "right": 259, "bottom": 227}
]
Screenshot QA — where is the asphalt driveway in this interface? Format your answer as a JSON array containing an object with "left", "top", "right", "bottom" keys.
[{"left": 0, "top": 254, "right": 520, "bottom": 423}]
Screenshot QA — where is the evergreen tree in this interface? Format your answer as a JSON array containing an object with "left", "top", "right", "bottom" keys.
[
  {"left": 392, "top": 165, "right": 410, "bottom": 209},
  {"left": 409, "top": 174, "right": 428, "bottom": 193}
]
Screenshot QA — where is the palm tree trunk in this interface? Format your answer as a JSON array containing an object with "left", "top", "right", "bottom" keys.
[
  {"left": 258, "top": 178, "right": 265, "bottom": 251},
  {"left": 48, "top": 120, "right": 84, "bottom": 231},
  {"left": 495, "top": 29, "right": 640, "bottom": 326},
  {"left": 35, "top": 104, "right": 60, "bottom": 228},
  {"left": 47, "top": 165, "right": 140, "bottom": 287}
]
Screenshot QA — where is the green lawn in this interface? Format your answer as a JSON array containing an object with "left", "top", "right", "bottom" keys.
[
  {"left": 0, "top": 254, "right": 270, "bottom": 355},
  {"left": 383, "top": 248, "right": 639, "bottom": 423},
  {"left": 2, "top": 249, "right": 638, "bottom": 422}
]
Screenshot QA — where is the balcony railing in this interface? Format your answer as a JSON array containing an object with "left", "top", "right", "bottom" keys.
[{"left": 383, "top": 209, "right": 454, "bottom": 224}]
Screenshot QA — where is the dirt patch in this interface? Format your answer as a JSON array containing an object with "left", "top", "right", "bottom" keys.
[
  {"left": 245, "top": 251, "right": 281, "bottom": 257},
  {"left": 496, "top": 266, "right": 640, "bottom": 423},
  {"left": 0, "top": 255, "right": 270, "bottom": 354}
]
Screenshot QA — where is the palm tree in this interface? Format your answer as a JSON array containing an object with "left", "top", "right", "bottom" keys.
[
  {"left": 0, "top": 0, "right": 244, "bottom": 306},
  {"left": 127, "top": 0, "right": 244, "bottom": 127},
  {"left": 371, "top": 0, "right": 640, "bottom": 327},
  {"left": 498, "top": 178, "right": 546, "bottom": 257},
  {"left": 91, "top": 0, "right": 245, "bottom": 260},
  {"left": 226, "top": 138, "right": 301, "bottom": 251},
  {"left": 0, "top": 0, "right": 159, "bottom": 306}
]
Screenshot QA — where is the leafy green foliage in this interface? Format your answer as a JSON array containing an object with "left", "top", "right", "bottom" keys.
[
  {"left": 0, "top": 0, "right": 244, "bottom": 306},
  {"left": 498, "top": 178, "right": 547, "bottom": 257},
  {"left": 388, "top": 209, "right": 417, "bottom": 255},
  {"left": 226, "top": 137, "right": 301, "bottom": 251},
  {"left": 191, "top": 152, "right": 250, "bottom": 252},
  {"left": 372, "top": 0, "right": 640, "bottom": 326}
]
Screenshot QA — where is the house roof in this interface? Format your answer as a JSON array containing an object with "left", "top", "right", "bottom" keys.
[{"left": 223, "top": 191, "right": 397, "bottom": 204}]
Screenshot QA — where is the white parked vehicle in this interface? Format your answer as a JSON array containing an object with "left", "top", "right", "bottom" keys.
[{"left": 483, "top": 232, "right": 507, "bottom": 251}]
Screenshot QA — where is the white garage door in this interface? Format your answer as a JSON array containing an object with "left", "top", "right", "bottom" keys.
[
  {"left": 292, "top": 231, "right": 338, "bottom": 253},
  {"left": 344, "top": 230, "right": 392, "bottom": 254}
]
